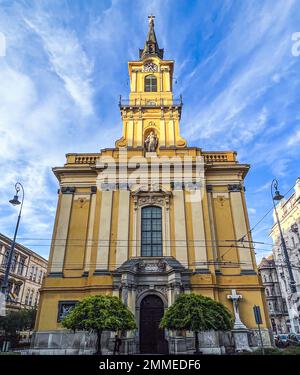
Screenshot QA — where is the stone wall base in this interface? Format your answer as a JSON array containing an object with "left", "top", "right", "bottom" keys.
[{"left": 29, "top": 328, "right": 273, "bottom": 355}]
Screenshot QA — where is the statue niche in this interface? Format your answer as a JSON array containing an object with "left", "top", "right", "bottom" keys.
[{"left": 144, "top": 130, "right": 158, "bottom": 152}]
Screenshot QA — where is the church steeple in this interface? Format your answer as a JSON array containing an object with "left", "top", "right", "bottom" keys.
[
  {"left": 116, "top": 15, "right": 187, "bottom": 150},
  {"left": 139, "top": 15, "right": 164, "bottom": 60}
]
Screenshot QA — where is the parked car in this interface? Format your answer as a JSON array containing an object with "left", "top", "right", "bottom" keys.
[
  {"left": 274, "top": 334, "right": 289, "bottom": 348},
  {"left": 286, "top": 333, "right": 300, "bottom": 346}
]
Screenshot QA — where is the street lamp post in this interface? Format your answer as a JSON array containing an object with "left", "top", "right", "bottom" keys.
[
  {"left": 1, "top": 182, "right": 25, "bottom": 297},
  {"left": 271, "top": 179, "right": 297, "bottom": 294}
]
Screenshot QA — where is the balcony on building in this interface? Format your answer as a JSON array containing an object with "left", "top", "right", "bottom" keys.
[{"left": 118, "top": 95, "right": 183, "bottom": 110}]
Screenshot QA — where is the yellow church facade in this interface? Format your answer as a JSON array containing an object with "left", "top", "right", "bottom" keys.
[{"left": 33, "top": 17, "right": 272, "bottom": 354}]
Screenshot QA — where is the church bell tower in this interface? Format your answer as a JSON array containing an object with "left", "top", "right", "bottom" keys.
[{"left": 116, "top": 15, "right": 187, "bottom": 150}]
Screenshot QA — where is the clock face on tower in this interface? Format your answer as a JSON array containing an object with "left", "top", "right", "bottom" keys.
[{"left": 143, "top": 62, "right": 158, "bottom": 72}]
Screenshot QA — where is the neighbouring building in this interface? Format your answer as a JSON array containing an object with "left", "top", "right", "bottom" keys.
[
  {"left": 258, "top": 255, "right": 289, "bottom": 334},
  {"left": 33, "top": 17, "right": 272, "bottom": 354},
  {"left": 270, "top": 178, "right": 300, "bottom": 333},
  {"left": 0, "top": 233, "right": 48, "bottom": 312}
]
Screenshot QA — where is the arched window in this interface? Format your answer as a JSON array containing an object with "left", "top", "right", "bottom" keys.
[
  {"left": 141, "top": 206, "right": 162, "bottom": 256},
  {"left": 144, "top": 75, "right": 157, "bottom": 92}
]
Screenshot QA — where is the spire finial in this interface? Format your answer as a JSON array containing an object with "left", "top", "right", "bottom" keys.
[
  {"left": 148, "top": 14, "right": 155, "bottom": 26},
  {"left": 139, "top": 15, "right": 164, "bottom": 60}
]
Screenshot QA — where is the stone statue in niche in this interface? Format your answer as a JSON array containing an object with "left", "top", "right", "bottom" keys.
[{"left": 144, "top": 131, "right": 158, "bottom": 152}]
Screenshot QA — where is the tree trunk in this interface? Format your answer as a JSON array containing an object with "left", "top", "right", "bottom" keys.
[
  {"left": 194, "top": 331, "right": 200, "bottom": 354},
  {"left": 95, "top": 330, "right": 102, "bottom": 355}
]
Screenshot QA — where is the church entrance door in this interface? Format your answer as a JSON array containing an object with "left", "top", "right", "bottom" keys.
[{"left": 139, "top": 295, "right": 168, "bottom": 354}]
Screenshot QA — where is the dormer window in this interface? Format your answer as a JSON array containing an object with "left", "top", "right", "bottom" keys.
[{"left": 145, "top": 75, "right": 157, "bottom": 92}]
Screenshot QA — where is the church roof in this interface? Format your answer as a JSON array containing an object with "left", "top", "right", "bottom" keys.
[{"left": 139, "top": 15, "right": 164, "bottom": 60}]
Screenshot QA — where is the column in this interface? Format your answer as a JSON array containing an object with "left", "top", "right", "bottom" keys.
[
  {"left": 173, "top": 190, "right": 188, "bottom": 267},
  {"left": 165, "top": 203, "right": 171, "bottom": 256},
  {"left": 168, "top": 119, "right": 175, "bottom": 146},
  {"left": 230, "top": 189, "right": 254, "bottom": 271},
  {"left": 116, "top": 190, "right": 130, "bottom": 267},
  {"left": 160, "top": 119, "right": 166, "bottom": 147},
  {"left": 132, "top": 197, "right": 138, "bottom": 257},
  {"left": 131, "top": 71, "right": 137, "bottom": 92},
  {"left": 95, "top": 191, "right": 113, "bottom": 271},
  {"left": 50, "top": 192, "right": 73, "bottom": 275},
  {"left": 165, "top": 69, "right": 171, "bottom": 92},
  {"left": 127, "top": 119, "right": 134, "bottom": 147},
  {"left": 136, "top": 119, "right": 143, "bottom": 147},
  {"left": 190, "top": 190, "right": 208, "bottom": 269},
  {"left": 206, "top": 187, "right": 219, "bottom": 270},
  {"left": 84, "top": 191, "right": 97, "bottom": 274}
]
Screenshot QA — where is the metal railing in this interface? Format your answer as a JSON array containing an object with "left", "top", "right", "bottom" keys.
[{"left": 119, "top": 95, "right": 183, "bottom": 108}]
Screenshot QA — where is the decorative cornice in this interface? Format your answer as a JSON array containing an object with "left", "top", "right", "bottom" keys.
[
  {"left": 48, "top": 272, "right": 64, "bottom": 278},
  {"left": 228, "top": 184, "right": 244, "bottom": 192},
  {"left": 61, "top": 186, "right": 75, "bottom": 194},
  {"left": 93, "top": 270, "right": 112, "bottom": 276}
]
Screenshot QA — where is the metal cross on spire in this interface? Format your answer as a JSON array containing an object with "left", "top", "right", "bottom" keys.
[{"left": 148, "top": 14, "right": 155, "bottom": 25}]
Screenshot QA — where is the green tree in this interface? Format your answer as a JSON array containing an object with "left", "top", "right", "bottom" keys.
[
  {"left": 0, "top": 308, "right": 36, "bottom": 347},
  {"left": 160, "top": 293, "right": 233, "bottom": 353},
  {"left": 62, "top": 295, "right": 136, "bottom": 355}
]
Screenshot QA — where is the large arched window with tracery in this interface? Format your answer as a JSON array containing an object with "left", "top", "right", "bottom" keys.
[
  {"left": 141, "top": 206, "right": 162, "bottom": 256},
  {"left": 144, "top": 75, "right": 157, "bottom": 92}
]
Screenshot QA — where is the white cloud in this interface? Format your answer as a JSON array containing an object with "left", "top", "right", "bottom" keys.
[
  {"left": 24, "top": 16, "right": 94, "bottom": 116},
  {"left": 287, "top": 129, "right": 300, "bottom": 146},
  {"left": 182, "top": 1, "right": 296, "bottom": 148}
]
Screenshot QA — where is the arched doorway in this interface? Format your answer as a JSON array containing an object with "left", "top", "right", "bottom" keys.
[{"left": 139, "top": 294, "right": 168, "bottom": 354}]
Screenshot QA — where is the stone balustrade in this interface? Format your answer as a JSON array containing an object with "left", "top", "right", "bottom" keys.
[
  {"left": 66, "top": 151, "right": 237, "bottom": 166},
  {"left": 202, "top": 152, "right": 237, "bottom": 163},
  {"left": 66, "top": 154, "right": 99, "bottom": 165}
]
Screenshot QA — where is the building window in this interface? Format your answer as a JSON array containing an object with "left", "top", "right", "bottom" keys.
[
  {"left": 25, "top": 289, "right": 30, "bottom": 305},
  {"left": 2, "top": 249, "right": 9, "bottom": 266},
  {"left": 268, "top": 302, "right": 273, "bottom": 311},
  {"left": 141, "top": 206, "right": 162, "bottom": 257},
  {"left": 29, "top": 265, "right": 34, "bottom": 280},
  {"left": 33, "top": 267, "right": 37, "bottom": 282},
  {"left": 144, "top": 75, "right": 157, "bottom": 92},
  {"left": 11, "top": 254, "right": 18, "bottom": 273},
  {"left": 8, "top": 282, "right": 13, "bottom": 293},
  {"left": 17, "top": 257, "right": 25, "bottom": 276},
  {"left": 38, "top": 270, "right": 43, "bottom": 283},
  {"left": 29, "top": 290, "right": 34, "bottom": 306},
  {"left": 14, "top": 284, "right": 20, "bottom": 297},
  {"left": 57, "top": 301, "right": 78, "bottom": 322},
  {"left": 34, "top": 292, "right": 39, "bottom": 306}
]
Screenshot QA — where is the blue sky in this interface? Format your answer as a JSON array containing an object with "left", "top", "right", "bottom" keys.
[{"left": 0, "top": 0, "right": 300, "bottom": 262}]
